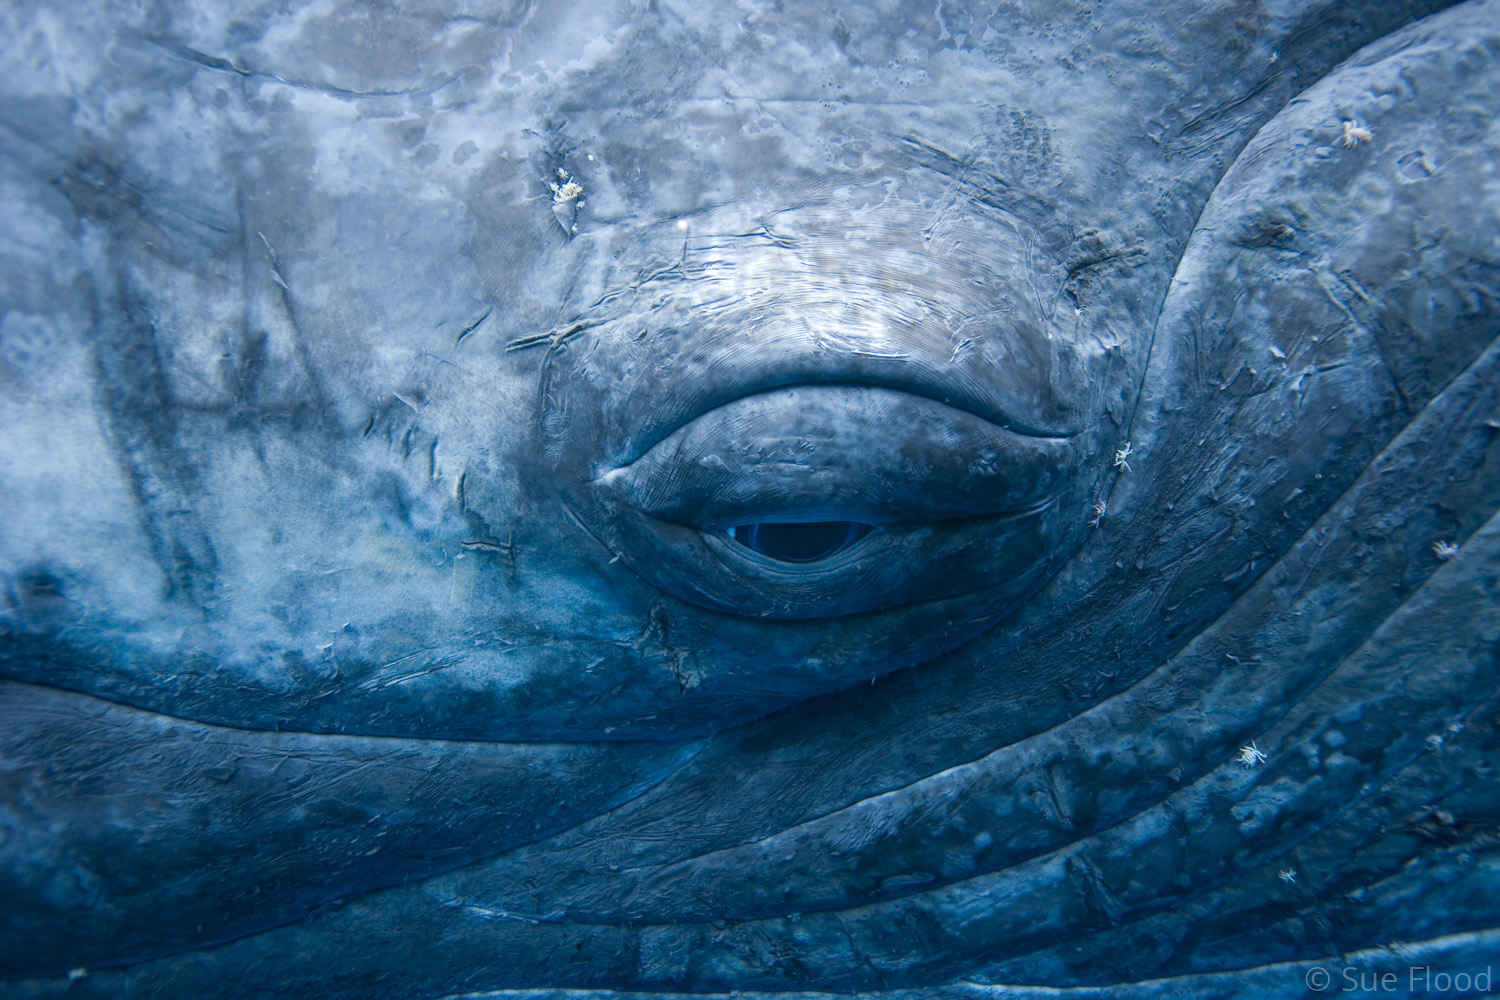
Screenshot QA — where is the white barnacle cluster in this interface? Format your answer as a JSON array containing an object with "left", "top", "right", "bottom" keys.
[
  {"left": 548, "top": 167, "right": 585, "bottom": 235},
  {"left": 1341, "top": 119, "right": 1374, "bottom": 148},
  {"left": 1432, "top": 539, "right": 1460, "bottom": 560},
  {"left": 549, "top": 167, "right": 584, "bottom": 206}
]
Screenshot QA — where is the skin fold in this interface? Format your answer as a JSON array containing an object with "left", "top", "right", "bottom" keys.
[{"left": 0, "top": 0, "right": 1497, "bottom": 995}]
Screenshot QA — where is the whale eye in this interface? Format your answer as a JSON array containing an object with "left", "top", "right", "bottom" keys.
[
  {"left": 588, "top": 384, "right": 1085, "bottom": 619},
  {"left": 729, "top": 521, "right": 876, "bottom": 562}
]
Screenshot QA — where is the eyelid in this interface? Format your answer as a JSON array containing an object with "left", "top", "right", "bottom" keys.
[
  {"left": 576, "top": 334, "right": 1090, "bottom": 471},
  {"left": 596, "top": 386, "right": 1076, "bottom": 528}
]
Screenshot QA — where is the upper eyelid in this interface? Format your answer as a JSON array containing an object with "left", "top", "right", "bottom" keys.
[
  {"left": 596, "top": 374, "right": 1084, "bottom": 470},
  {"left": 599, "top": 392, "right": 1075, "bottom": 527}
]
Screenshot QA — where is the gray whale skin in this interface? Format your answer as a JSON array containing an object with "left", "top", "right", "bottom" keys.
[{"left": 2, "top": 0, "right": 1500, "bottom": 996}]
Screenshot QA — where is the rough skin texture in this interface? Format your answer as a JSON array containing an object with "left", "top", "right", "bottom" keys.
[{"left": 1, "top": 0, "right": 1498, "bottom": 996}]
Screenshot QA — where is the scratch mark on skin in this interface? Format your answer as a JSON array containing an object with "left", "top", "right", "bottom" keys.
[
  {"left": 506, "top": 320, "right": 595, "bottom": 353},
  {"left": 250, "top": 222, "right": 332, "bottom": 418},
  {"left": 1331, "top": 269, "right": 1415, "bottom": 416},
  {"left": 363, "top": 648, "right": 441, "bottom": 677},
  {"left": 550, "top": 98, "right": 999, "bottom": 117},
  {"left": 1178, "top": 72, "right": 1280, "bottom": 140},
  {"left": 1311, "top": 270, "right": 1365, "bottom": 332},
  {"left": 454, "top": 308, "right": 492, "bottom": 347},
  {"left": 454, "top": 470, "right": 470, "bottom": 512},
  {"left": 362, "top": 659, "right": 463, "bottom": 690},
  {"left": 442, "top": 902, "right": 540, "bottom": 924},
  {"left": 1075, "top": 854, "right": 1127, "bottom": 924},
  {"left": 715, "top": 65, "right": 797, "bottom": 139},
  {"left": 146, "top": 38, "right": 455, "bottom": 99},
  {"left": 1023, "top": 239, "right": 1050, "bottom": 323},
  {"left": 461, "top": 529, "right": 531, "bottom": 579},
  {"left": 420, "top": 350, "right": 473, "bottom": 376},
  {"left": 1067, "top": 247, "right": 1150, "bottom": 278},
  {"left": 1042, "top": 765, "right": 1076, "bottom": 831},
  {"left": 907, "top": 131, "right": 1002, "bottom": 249},
  {"left": 257, "top": 232, "right": 292, "bottom": 292},
  {"left": 752, "top": 225, "right": 798, "bottom": 251},
  {"left": 575, "top": 257, "right": 722, "bottom": 320}
]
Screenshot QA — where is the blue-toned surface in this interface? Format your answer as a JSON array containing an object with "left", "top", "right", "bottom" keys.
[{"left": 1, "top": 1, "right": 1498, "bottom": 996}]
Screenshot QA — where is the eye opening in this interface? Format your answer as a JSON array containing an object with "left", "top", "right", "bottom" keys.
[
  {"left": 577, "top": 384, "right": 1090, "bottom": 618},
  {"left": 727, "top": 520, "right": 877, "bottom": 563}
]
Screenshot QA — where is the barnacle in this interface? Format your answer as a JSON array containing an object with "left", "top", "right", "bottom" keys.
[
  {"left": 1236, "top": 741, "right": 1268, "bottom": 767},
  {"left": 1341, "top": 119, "right": 1374, "bottom": 147}
]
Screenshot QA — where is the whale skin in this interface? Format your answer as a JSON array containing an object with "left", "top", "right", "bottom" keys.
[{"left": 1, "top": 0, "right": 1500, "bottom": 997}]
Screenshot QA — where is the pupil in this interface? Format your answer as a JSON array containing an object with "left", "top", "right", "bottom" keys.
[{"left": 729, "top": 521, "right": 874, "bottom": 562}]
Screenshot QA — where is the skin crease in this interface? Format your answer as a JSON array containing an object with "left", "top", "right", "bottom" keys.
[{"left": 1, "top": 0, "right": 1499, "bottom": 997}]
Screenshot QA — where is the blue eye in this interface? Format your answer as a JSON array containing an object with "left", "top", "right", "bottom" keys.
[{"left": 729, "top": 521, "right": 875, "bottom": 563}]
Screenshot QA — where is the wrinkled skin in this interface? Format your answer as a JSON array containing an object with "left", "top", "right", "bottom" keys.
[{"left": 2, "top": 0, "right": 1499, "bottom": 996}]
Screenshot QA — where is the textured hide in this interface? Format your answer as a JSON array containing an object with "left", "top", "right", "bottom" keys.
[{"left": 1, "top": 1, "right": 1498, "bottom": 997}]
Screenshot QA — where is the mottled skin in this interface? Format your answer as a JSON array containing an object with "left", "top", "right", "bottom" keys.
[{"left": 1, "top": 0, "right": 1498, "bottom": 997}]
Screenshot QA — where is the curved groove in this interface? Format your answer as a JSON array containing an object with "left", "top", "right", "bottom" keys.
[
  {"left": 979, "top": 727, "right": 1500, "bottom": 983},
  {"left": 842, "top": 503, "right": 1500, "bottom": 924},
  {"left": 95, "top": 730, "right": 710, "bottom": 970},
  {"left": 1120, "top": 0, "right": 1474, "bottom": 458},
  {"left": 0, "top": 679, "right": 707, "bottom": 978},
  {"left": 0, "top": 675, "right": 657, "bottom": 747},
  {"left": 0, "top": 630, "right": 720, "bottom": 742}
]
